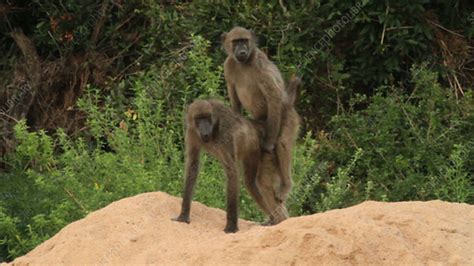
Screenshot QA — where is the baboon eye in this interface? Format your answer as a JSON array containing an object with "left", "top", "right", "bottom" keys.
[
  {"left": 194, "top": 116, "right": 211, "bottom": 125},
  {"left": 232, "top": 38, "right": 248, "bottom": 44}
]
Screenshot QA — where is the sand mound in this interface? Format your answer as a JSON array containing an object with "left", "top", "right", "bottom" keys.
[{"left": 5, "top": 192, "right": 473, "bottom": 265}]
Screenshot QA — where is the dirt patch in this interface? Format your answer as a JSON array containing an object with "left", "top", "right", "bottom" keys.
[{"left": 5, "top": 192, "right": 473, "bottom": 265}]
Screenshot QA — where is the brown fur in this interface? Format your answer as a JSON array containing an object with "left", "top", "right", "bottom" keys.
[
  {"left": 172, "top": 99, "right": 288, "bottom": 233},
  {"left": 222, "top": 26, "right": 301, "bottom": 202}
]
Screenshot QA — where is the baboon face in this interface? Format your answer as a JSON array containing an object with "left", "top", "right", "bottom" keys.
[
  {"left": 222, "top": 27, "right": 256, "bottom": 63},
  {"left": 194, "top": 114, "right": 213, "bottom": 142},
  {"left": 188, "top": 100, "right": 217, "bottom": 143}
]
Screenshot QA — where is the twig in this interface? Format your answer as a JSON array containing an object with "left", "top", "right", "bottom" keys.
[
  {"left": 114, "top": 14, "right": 135, "bottom": 32},
  {"left": 342, "top": 129, "right": 359, "bottom": 149},
  {"left": 0, "top": 112, "right": 19, "bottom": 122},
  {"left": 380, "top": 3, "right": 389, "bottom": 45},
  {"left": 401, "top": 107, "right": 424, "bottom": 144},
  {"left": 279, "top": 0, "right": 288, "bottom": 15},
  {"left": 91, "top": 0, "right": 110, "bottom": 46},
  {"left": 370, "top": 142, "right": 406, "bottom": 181},
  {"left": 64, "top": 188, "right": 88, "bottom": 213},
  {"left": 452, "top": 73, "right": 464, "bottom": 97},
  {"left": 386, "top": 26, "right": 414, "bottom": 31},
  {"left": 427, "top": 20, "right": 465, "bottom": 38},
  {"left": 47, "top": 30, "right": 63, "bottom": 58}
]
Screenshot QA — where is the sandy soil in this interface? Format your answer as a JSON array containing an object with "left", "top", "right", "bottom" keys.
[{"left": 5, "top": 192, "right": 473, "bottom": 265}]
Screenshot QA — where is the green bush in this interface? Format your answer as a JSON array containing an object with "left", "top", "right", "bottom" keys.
[{"left": 296, "top": 63, "right": 473, "bottom": 214}]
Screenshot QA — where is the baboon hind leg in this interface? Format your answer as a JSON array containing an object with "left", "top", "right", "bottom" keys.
[
  {"left": 243, "top": 156, "right": 271, "bottom": 214},
  {"left": 257, "top": 153, "right": 289, "bottom": 225},
  {"left": 274, "top": 111, "right": 300, "bottom": 203},
  {"left": 275, "top": 139, "right": 293, "bottom": 203}
]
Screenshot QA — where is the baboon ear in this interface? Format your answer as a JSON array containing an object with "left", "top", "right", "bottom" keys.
[
  {"left": 184, "top": 105, "right": 191, "bottom": 123},
  {"left": 250, "top": 30, "right": 258, "bottom": 45},
  {"left": 220, "top": 32, "right": 227, "bottom": 43}
]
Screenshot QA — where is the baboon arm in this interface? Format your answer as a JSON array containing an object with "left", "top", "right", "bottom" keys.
[
  {"left": 177, "top": 133, "right": 201, "bottom": 221},
  {"left": 223, "top": 160, "right": 240, "bottom": 233},
  {"left": 261, "top": 84, "right": 283, "bottom": 149},
  {"left": 227, "top": 83, "right": 242, "bottom": 114}
]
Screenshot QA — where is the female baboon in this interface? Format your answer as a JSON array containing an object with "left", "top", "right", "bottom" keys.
[
  {"left": 172, "top": 99, "right": 287, "bottom": 233},
  {"left": 222, "top": 26, "right": 301, "bottom": 203}
]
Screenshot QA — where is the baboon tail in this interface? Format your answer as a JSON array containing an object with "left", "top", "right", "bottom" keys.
[{"left": 286, "top": 75, "right": 302, "bottom": 106}]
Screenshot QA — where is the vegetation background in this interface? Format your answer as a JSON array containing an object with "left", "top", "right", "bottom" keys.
[{"left": 0, "top": 0, "right": 472, "bottom": 261}]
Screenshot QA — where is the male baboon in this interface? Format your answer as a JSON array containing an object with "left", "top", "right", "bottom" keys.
[
  {"left": 222, "top": 26, "right": 301, "bottom": 202},
  {"left": 258, "top": 75, "right": 301, "bottom": 224},
  {"left": 172, "top": 77, "right": 301, "bottom": 232}
]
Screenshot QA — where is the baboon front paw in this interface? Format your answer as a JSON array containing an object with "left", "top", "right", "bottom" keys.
[
  {"left": 224, "top": 224, "right": 239, "bottom": 233},
  {"left": 171, "top": 215, "right": 190, "bottom": 224},
  {"left": 274, "top": 194, "right": 284, "bottom": 204},
  {"left": 275, "top": 190, "right": 289, "bottom": 204},
  {"left": 276, "top": 183, "right": 292, "bottom": 202}
]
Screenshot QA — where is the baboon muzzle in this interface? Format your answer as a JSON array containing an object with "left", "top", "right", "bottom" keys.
[
  {"left": 198, "top": 122, "right": 213, "bottom": 143},
  {"left": 201, "top": 133, "right": 211, "bottom": 143},
  {"left": 236, "top": 50, "right": 249, "bottom": 62}
]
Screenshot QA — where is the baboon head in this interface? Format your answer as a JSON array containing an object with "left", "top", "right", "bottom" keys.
[
  {"left": 187, "top": 100, "right": 218, "bottom": 143},
  {"left": 222, "top": 26, "right": 257, "bottom": 63}
]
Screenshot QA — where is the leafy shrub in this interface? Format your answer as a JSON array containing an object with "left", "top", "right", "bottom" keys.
[{"left": 295, "top": 63, "right": 473, "bottom": 214}]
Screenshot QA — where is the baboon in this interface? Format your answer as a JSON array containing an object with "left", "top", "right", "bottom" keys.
[
  {"left": 222, "top": 26, "right": 301, "bottom": 203},
  {"left": 172, "top": 77, "right": 301, "bottom": 233},
  {"left": 172, "top": 99, "right": 264, "bottom": 233},
  {"left": 258, "top": 75, "right": 301, "bottom": 224},
  {"left": 172, "top": 99, "right": 275, "bottom": 233}
]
